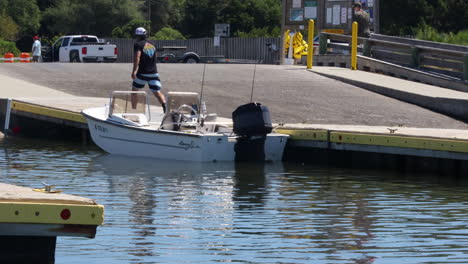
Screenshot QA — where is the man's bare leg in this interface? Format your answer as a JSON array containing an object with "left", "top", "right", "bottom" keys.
[
  {"left": 131, "top": 88, "right": 139, "bottom": 109},
  {"left": 152, "top": 91, "right": 167, "bottom": 113}
]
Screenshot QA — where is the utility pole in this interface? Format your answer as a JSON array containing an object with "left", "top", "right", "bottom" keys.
[
  {"left": 280, "top": 0, "right": 286, "bottom": 65},
  {"left": 148, "top": 0, "right": 151, "bottom": 36}
]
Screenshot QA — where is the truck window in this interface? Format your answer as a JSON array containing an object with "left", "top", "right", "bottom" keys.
[
  {"left": 53, "top": 38, "right": 64, "bottom": 48},
  {"left": 71, "top": 37, "right": 98, "bottom": 43},
  {"left": 62, "top": 37, "right": 71, "bottom": 47}
]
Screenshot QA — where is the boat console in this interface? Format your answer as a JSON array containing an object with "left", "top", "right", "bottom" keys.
[{"left": 160, "top": 92, "right": 219, "bottom": 133}]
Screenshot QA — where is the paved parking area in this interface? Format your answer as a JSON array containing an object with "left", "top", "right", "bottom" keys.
[{"left": 0, "top": 63, "right": 466, "bottom": 129}]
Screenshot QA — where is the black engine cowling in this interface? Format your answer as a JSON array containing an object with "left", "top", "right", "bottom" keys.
[{"left": 232, "top": 102, "right": 273, "bottom": 137}]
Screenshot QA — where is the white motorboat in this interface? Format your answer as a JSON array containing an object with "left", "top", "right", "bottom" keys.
[{"left": 81, "top": 91, "right": 288, "bottom": 162}]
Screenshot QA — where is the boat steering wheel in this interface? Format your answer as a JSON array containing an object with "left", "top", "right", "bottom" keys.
[{"left": 176, "top": 104, "right": 198, "bottom": 116}]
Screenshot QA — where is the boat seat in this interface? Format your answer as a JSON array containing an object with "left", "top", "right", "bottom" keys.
[
  {"left": 167, "top": 92, "right": 199, "bottom": 114},
  {"left": 108, "top": 113, "right": 148, "bottom": 127}
]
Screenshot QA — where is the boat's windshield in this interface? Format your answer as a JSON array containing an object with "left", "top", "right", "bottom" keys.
[{"left": 108, "top": 91, "right": 148, "bottom": 117}]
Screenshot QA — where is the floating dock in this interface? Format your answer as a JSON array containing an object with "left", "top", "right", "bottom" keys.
[
  {"left": 276, "top": 124, "right": 468, "bottom": 161},
  {"left": 0, "top": 97, "right": 106, "bottom": 141},
  {"left": 0, "top": 182, "right": 104, "bottom": 264},
  {"left": 1, "top": 98, "right": 468, "bottom": 171}
]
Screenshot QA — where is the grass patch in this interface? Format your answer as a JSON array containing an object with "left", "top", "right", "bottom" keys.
[{"left": 415, "top": 25, "right": 468, "bottom": 46}]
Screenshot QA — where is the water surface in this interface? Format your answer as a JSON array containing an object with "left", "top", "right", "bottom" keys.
[{"left": 2, "top": 137, "right": 468, "bottom": 264}]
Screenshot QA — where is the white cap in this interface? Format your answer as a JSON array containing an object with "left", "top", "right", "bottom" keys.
[{"left": 135, "top": 27, "right": 147, "bottom": 36}]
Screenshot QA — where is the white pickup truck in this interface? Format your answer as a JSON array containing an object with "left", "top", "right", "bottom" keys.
[{"left": 50, "top": 35, "right": 117, "bottom": 63}]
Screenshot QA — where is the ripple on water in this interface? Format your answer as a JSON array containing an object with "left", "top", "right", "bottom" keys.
[{"left": 2, "top": 138, "right": 468, "bottom": 263}]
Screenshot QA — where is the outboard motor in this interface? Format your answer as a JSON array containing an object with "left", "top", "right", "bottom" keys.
[
  {"left": 232, "top": 102, "right": 273, "bottom": 162},
  {"left": 232, "top": 102, "right": 272, "bottom": 137}
]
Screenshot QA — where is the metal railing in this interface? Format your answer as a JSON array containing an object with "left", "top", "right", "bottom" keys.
[{"left": 319, "top": 32, "right": 468, "bottom": 81}]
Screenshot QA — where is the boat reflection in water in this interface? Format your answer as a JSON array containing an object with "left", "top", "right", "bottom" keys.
[{"left": 88, "top": 154, "right": 284, "bottom": 259}]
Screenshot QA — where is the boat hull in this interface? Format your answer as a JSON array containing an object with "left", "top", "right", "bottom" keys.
[{"left": 83, "top": 108, "right": 287, "bottom": 162}]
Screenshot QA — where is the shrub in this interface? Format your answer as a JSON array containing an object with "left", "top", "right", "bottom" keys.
[
  {"left": 0, "top": 39, "right": 21, "bottom": 56},
  {"left": 235, "top": 26, "right": 281, "bottom": 38},
  {"left": 416, "top": 24, "right": 468, "bottom": 46},
  {"left": 152, "top": 27, "right": 186, "bottom": 40},
  {"left": 112, "top": 19, "right": 151, "bottom": 39}
]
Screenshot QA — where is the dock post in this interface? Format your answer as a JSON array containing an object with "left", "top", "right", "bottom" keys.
[
  {"left": 4, "top": 99, "right": 11, "bottom": 135},
  {"left": 307, "top": 19, "right": 315, "bottom": 69},
  {"left": 0, "top": 99, "right": 11, "bottom": 135},
  {"left": 351, "top": 22, "right": 358, "bottom": 70}
]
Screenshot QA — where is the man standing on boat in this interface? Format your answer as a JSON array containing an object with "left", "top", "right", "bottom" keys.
[{"left": 131, "top": 27, "right": 167, "bottom": 113}]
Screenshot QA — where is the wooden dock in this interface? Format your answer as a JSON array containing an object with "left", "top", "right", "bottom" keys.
[{"left": 0, "top": 182, "right": 104, "bottom": 263}]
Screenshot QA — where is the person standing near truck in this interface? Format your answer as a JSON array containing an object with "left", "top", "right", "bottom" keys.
[
  {"left": 31, "top": 35, "right": 41, "bottom": 62},
  {"left": 131, "top": 27, "right": 167, "bottom": 113}
]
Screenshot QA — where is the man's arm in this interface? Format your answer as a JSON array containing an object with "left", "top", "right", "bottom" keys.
[{"left": 131, "top": 50, "right": 141, "bottom": 79}]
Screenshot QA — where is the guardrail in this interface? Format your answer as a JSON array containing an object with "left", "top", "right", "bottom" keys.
[{"left": 319, "top": 32, "right": 468, "bottom": 81}]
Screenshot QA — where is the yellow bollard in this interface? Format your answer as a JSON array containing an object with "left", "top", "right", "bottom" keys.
[
  {"left": 307, "top": 20, "right": 315, "bottom": 69},
  {"left": 284, "top": 30, "right": 290, "bottom": 56},
  {"left": 351, "top": 22, "right": 358, "bottom": 70}
]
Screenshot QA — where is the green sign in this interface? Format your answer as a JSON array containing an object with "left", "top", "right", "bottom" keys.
[
  {"left": 304, "top": 0, "right": 317, "bottom": 19},
  {"left": 305, "top": 0, "right": 317, "bottom": 7}
]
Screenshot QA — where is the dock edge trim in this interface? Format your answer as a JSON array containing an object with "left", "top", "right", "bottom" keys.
[
  {"left": 0, "top": 202, "right": 104, "bottom": 226},
  {"left": 11, "top": 100, "right": 87, "bottom": 124},
  {"left": 330, "top": 132, "right": 468, "bottom": 153}
]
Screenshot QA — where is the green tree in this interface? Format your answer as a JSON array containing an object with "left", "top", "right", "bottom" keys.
[
  {"left": 112, "top": 19, "right": 151, "bottom": 38},
  {"left": 380, "top": 0, "right": 468, "bottom": 35},
  {"left": 181, "top": 0, "right": 220, "bottom": 38},
  {"left": 42, "top": 0, "right": 143, "bottom": 37},
  {"left": 145, "top": 0, "right": 185, "bottom": 35},
  {"left": 36, "top": 0, "right": 55, "bottom": 11},
  {"left": 179, "top": 0, "right": 281, "bottom": 38},
  {"left": 219, "top": 0, "right": 280, "bottom": 37},
  {"left": 0, "top": 0, "right": 40, "bottom": 36},
  {"left": 0, "top": 13, "right": 19, "bottom": 40}
]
